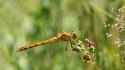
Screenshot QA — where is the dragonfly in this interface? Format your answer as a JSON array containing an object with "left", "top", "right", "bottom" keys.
[
  {"left": 17, "top": 32, "right": 77, "bottom": 51},
  {"left": 17, "top": 32, "right": 96, "bottom": 63}
]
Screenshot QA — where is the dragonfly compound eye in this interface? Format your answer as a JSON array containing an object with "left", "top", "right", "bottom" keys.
[{"left": 71, "top": 32, "right": 77, "bottom": 40}]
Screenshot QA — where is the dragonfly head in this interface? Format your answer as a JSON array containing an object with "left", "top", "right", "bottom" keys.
[{"left": 71, "top": 32, "right": 77, "bottom": 40}]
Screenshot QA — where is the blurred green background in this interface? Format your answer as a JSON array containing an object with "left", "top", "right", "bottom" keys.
[{"left": 0, "top": 0, "right": 125, "bottom": 70}]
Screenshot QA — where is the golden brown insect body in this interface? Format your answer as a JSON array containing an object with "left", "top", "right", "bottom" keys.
[{"left": 17, "top": 32, "right": 77, "bottom": 52}]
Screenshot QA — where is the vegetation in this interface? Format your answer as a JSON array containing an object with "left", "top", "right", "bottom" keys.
[{"left": 0, "top": 0, "right": 125, "bottom": 70}]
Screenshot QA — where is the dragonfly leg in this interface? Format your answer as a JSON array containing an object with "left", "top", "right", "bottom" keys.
[{"left": 65, "top": 41, "right": 69, "bottom": 51}]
